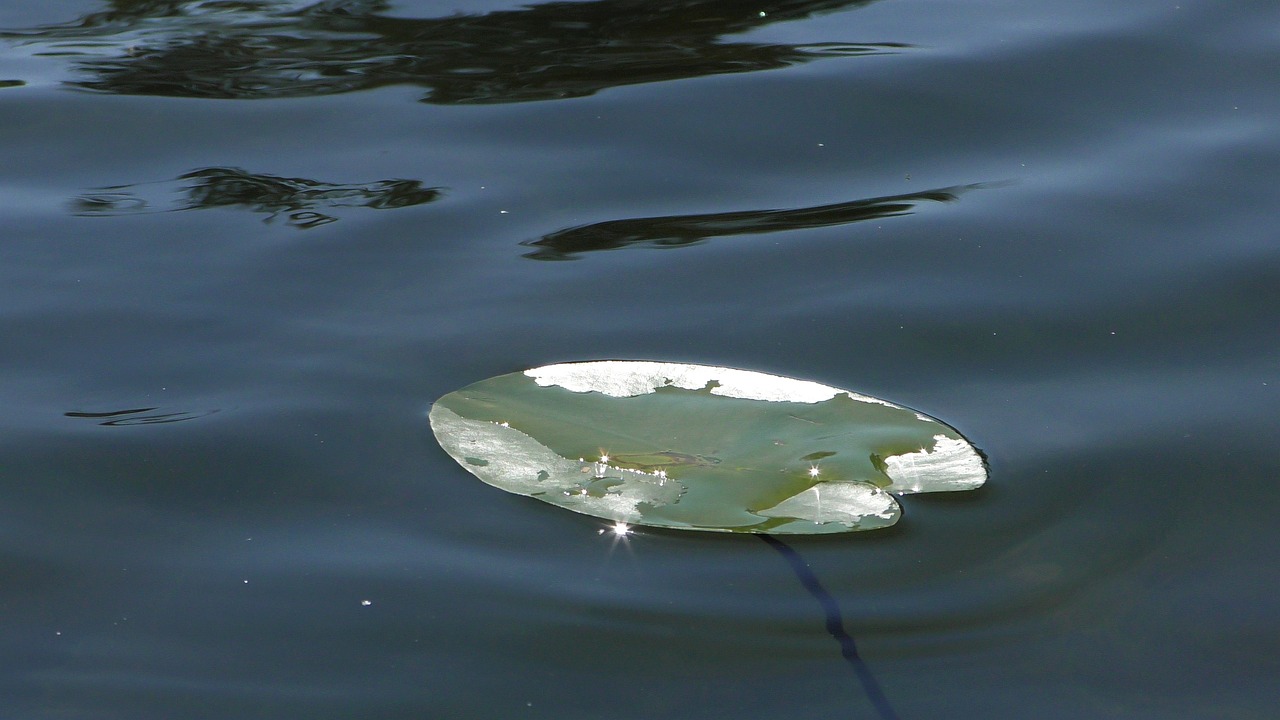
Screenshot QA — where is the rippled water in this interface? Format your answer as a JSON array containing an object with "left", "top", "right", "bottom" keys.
[{"left": 2, "top": 1, "right": 1277, "bottom": 718}]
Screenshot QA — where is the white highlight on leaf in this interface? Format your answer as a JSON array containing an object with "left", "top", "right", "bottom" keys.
[
  {"left": 883, "top": 434, "right": 987, "bottom": 494},
  {"left": 429, "top": 405, "right": 684, "bottom": 524},
  {"left": 757, "top": 482, "right": 899, "bottom": 528},
  {"left": 525, "top": 361, "right": 894, "bottom": 406}
]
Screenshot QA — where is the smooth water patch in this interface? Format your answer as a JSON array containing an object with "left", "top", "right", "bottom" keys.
[{"left": 430, "top": 361, "right": 986, "bottom": 534}]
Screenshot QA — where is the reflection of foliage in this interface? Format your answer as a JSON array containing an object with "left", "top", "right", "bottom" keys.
[
  {"left": 521, "top": 185, "right": 977, "bottom": 260},
  {"left": 72, "top": 167, "right": 440, "bottom": 228},
  {"left": 3, "top": 0, "right": 898, "bottom": 104},
  {"left": 65, "top": 406, "right": 219, "bottom": 425}
]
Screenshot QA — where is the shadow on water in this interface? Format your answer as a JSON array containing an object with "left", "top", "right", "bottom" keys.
[
  {"left": 71, "top": 167, "right": 441, "bottom": 228},
  {"left": 759, "top": 533, "right": 900, "bottom": 720},
  {"left": 522, "top": 184, "right": 978, "bottom": 260},
  {"left": 3, "top": 0, "right": 902, "bottom": 104}
]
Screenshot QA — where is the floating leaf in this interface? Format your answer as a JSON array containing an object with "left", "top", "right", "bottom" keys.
[{"left": 430, "top": 361, "right": 986, "bottom": 534}]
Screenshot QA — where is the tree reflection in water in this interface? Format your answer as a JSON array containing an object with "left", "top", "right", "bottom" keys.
[
  {"left": 72, "top": 167, "right": 441, "bottom": 228},
  {"left": 3, "top": 0, "right": 900, "bottom": 104},
  {"left": 522, "top": 185, "right": 980, "bottom": 260}
]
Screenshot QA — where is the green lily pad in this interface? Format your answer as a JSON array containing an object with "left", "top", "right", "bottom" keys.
[{"left": 430, "top": 361, "right": 986, "bottom": 534}]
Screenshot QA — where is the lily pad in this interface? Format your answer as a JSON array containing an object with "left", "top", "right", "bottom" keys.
[{"left": 430, "top": 361, "right": 986, "bottom": 534}]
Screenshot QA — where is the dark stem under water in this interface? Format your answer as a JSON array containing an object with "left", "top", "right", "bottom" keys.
[{"left": 757, "top": 534, "right": 900, "bottom": 720}]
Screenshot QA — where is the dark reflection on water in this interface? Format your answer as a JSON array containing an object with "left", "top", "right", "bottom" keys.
[
  {"left": 523, "top": 185, "right": 974, "bottom": 260},
  {"left": 64, "top": 407, "right": 221, "bottom": 425},
  {"left": 3, "top": 0, "right": 900, "bottom": 104},
  {"left": 72, "top": 167, "right": 440, "bottom": 228}
]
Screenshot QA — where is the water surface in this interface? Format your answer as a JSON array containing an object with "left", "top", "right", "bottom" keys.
[{"left": 2, "top": 1, "right": 1277, "bottom": 718}]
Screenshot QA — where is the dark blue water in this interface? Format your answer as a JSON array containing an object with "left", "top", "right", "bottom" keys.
[{"left": 2, "top": 1, "right": 1277, "bottom": 718}]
